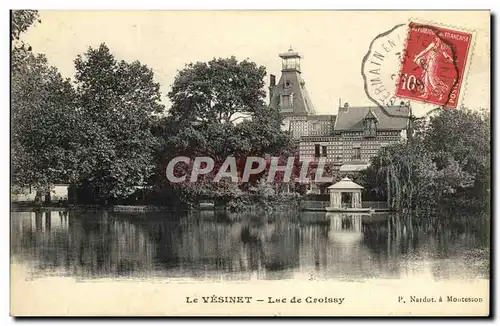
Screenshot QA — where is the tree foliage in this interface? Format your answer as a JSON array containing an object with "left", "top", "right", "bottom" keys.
[
  {"left": 164, "top": 56, "right": 293, "bottom": 160},
  {"left": 12, "top": 53, "right": 81, "bottom": 194},
  {"left": 360, "top": 107, "right": 490, "bottom": 213},
  {"left": 11, "top": 10, "right": 40, "bottom": 41},
  {"left": 11, "top": 11, "right": 81, "bottom": 196},
  {"left": 167, "top": 57, "right": 268, "bottom": 125},
  {"left": 12, "top": 36, "right": 165, "bottom": 202},
  {"left": 158, "top": 56, "right": 296, "bottom": 205},
  {"left": 74, "top": 44, "right": 164, "bottom": 200},
  {"left": 421, "top": 107, "right": 490, "bottom": 197},
  {"left": 11, "top": 10, "right": 40, "bottom": 70}
]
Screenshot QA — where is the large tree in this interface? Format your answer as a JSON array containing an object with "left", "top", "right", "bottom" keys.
[
  {"left": 164, "top": 56, "right": 294, "bottom": 161},
  {"left": 11, "top": 10, "right": 85, "bottom": 202},
  {"left": 74, "top": 43, "right": 164, "bottom": 200},
  {"left": 421, "top": 107, "right": 490, "bottom": 198},
  {"left": 157, "top": 56, "right": 295, "bottom": 205},
  {"left": 12, "top": 53, "right": 81, "bottom": 199}
]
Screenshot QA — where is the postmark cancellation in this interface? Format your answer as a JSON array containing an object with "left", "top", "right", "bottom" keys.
[{"left": 362, "top": 19, "right": 475, "bottom": 111}]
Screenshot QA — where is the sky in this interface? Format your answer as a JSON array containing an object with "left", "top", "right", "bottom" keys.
[{"left": 21, "top": 10, "right": 490, "bottom": 117}]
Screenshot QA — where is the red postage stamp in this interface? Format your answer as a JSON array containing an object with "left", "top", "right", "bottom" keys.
[{"left": 396, "top": 22, "right": 473, "bottom": 108}]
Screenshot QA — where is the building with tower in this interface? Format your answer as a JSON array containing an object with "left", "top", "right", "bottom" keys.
[
  {"left": 268, "top": 48, "right": 410, "bottom": 184},
  {"left": 268, "top": 48, "right": 336, "bottom": 136},
  {"left": 268, "top": 47, "right": 316, "bottom": 118}
]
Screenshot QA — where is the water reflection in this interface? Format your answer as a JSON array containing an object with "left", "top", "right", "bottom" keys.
[{"left": 10, "top": 210, "right": 489, "bottom": 281}]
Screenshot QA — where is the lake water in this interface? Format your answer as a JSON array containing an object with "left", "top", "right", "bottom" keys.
[{"left": 10, "top": 209, "right": 490, "bottom": 282}]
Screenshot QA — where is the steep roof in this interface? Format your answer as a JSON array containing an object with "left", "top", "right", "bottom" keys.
[
  {"left": 364, "top": 108, "right": 379, "bottom": 122},
  {"left": 300, "top": 75, "right": 317, "bottom": 115},
  {"left": 270, "top": 71, "right": 316, "bottom": 116},
  {"left": 334, "top": 105, "right": 409, "bottom": 131}
]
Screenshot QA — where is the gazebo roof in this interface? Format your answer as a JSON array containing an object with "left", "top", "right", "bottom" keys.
[{"left": 328, "top": 177, "right": 364, "bottom": 191}]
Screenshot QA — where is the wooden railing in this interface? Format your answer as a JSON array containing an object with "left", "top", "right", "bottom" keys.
[
  {"left": 300, "top": 200, "right": 329, "bottom": 210},
  {"left": 361, "top": 201, "right": 389, "bottom": 209}
]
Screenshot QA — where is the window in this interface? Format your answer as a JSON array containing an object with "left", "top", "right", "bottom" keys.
[
  {"left": 364, "top": 119, "right": 377, "bottom": 137},
  {"left": 281, "top": 94, "right": 292, "bottom": 108},
  {"left": 322, "top": 146, "right": 327, "bottom": 157},
  {"left": 314, "top": 144, "right": 320, "bottom": 158},
  {"left": 353, "top": 147, "right": 361, "bottom": 160}
]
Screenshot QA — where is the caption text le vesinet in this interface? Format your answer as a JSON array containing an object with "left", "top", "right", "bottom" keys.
[{"left": 185, "top": 296, "right": 345, "bottom": 305}]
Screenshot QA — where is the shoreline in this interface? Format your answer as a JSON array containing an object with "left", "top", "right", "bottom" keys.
[
  {"left": 10, "top": 204, "right": 185, "bottom": 213},
  {"left": 9, "top": 202, "right": 302, "bottom": 213}
]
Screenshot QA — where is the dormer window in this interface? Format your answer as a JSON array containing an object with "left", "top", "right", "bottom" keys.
[
  {"left": 280, "top": 94, "right": 292, "bottom": 108},
  {"left": 363, "top": 109, "right": 378, "bottom": 138},
  {"left": 364, "top": 119, "right": 377, "bottom": 137}
]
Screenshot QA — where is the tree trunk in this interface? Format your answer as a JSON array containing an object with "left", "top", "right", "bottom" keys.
[
  {"left": 44, "top": 189, "right": 51, "bottom": 205},
  {"left": 34, "top": 190, "right": 43, "bottom": 205}
]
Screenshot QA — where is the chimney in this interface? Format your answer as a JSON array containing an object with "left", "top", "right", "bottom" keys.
[{"left": 269, "top": 74, "right": 276, "bottom": 103}]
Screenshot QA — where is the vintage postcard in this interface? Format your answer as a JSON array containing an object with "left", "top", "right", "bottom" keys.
[{"left": 10, "top": 10, "right": 491, "bottom": 317}]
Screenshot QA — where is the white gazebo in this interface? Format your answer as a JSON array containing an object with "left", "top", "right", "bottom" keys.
[{"left": 327, "top": 177, "right": 364, "bottom": 210}]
